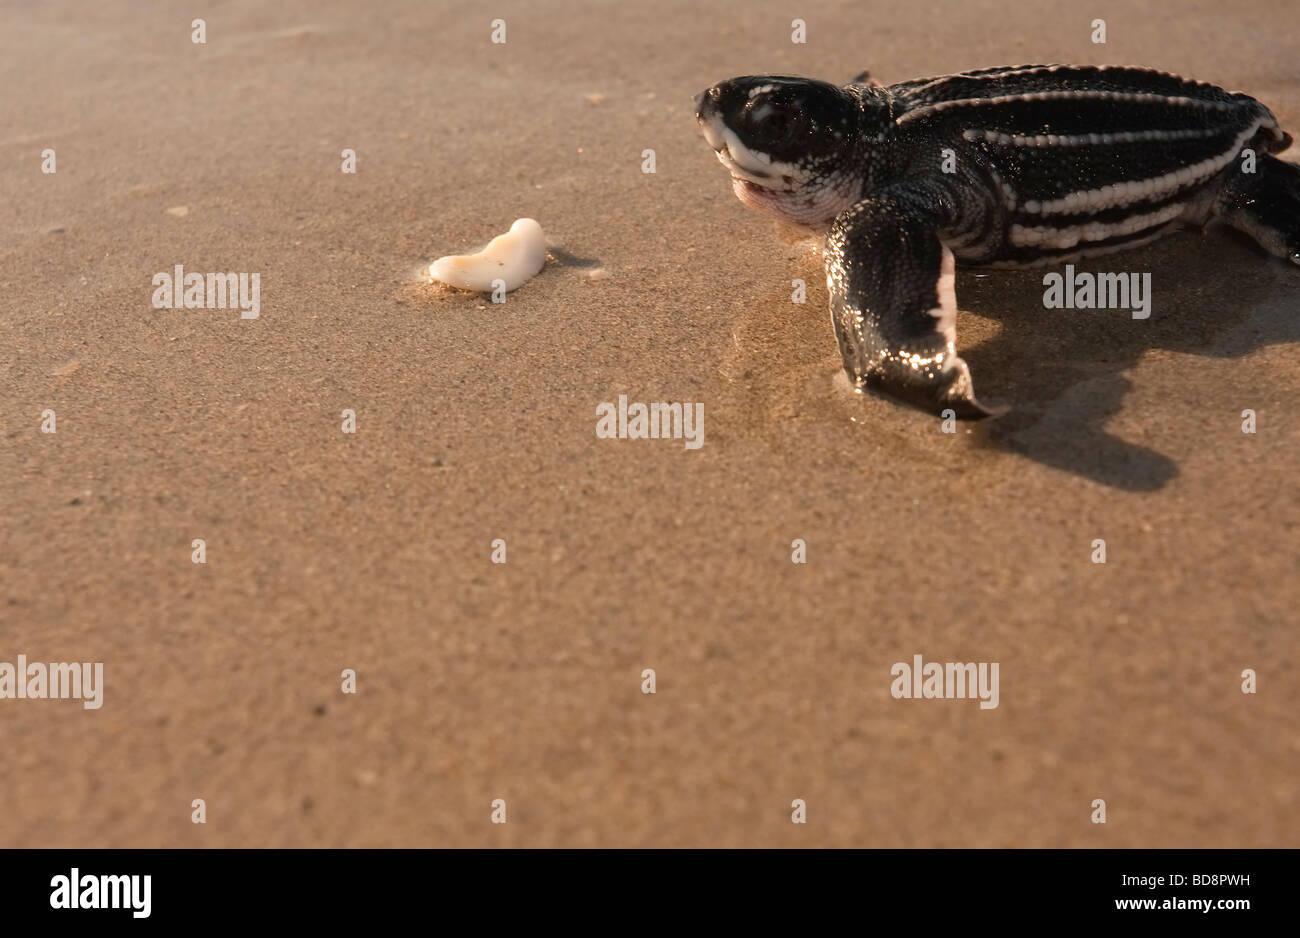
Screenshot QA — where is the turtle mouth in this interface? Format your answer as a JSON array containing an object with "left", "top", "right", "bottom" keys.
[
  {"left": 699, "top": 113, "right": 780, "bottom": 186},
  {"left": 711, "top": 137, "right": 779, "bottom": 188},
  {"left": 718, "top": 147, "right": 774, "bottom": 185}
]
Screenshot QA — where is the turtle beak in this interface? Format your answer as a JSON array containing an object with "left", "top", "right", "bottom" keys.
[
  {"left": 695, "top": 86, "right": 728, "bottom": 152},
  {"left": 694, "top": 85, "right": 723, "bottom": 122},
  {"left": 695, "top": 85, "right": 776, "bottom": 184}
]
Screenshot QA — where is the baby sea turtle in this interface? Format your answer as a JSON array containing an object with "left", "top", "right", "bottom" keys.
[{"left": 695, "top": 65, "right": 1299, "bottom": 417}]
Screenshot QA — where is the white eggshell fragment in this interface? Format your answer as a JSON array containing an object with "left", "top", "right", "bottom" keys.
[{"left": 429, "top": 218, "right": 547, "bottom": 292}]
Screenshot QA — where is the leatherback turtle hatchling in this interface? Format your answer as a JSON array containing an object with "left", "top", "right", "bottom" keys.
[{"left": 695, "top": 65, "right": 1299, "bottom": 417}]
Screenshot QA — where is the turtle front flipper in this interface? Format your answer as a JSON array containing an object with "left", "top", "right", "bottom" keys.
[{"left": 826, "top": 188, "right": 1000, "bottom": 419}]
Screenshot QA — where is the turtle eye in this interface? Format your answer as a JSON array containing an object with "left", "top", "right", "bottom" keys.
[
  {"left": 751, "top": 107, "right": 807, "bottom": 149},
  {"left": 762, "top": 112, "right": 790, "bottom": 139}
]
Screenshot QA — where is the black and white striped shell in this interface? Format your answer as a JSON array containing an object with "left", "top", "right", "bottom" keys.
[{"left": 888, "top": 64, "right": 1290, "bottom": 266}]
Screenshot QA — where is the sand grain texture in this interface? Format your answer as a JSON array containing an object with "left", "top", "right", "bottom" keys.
[{"left": 2, "top": 0, "right": 1298, "bottom": 847}]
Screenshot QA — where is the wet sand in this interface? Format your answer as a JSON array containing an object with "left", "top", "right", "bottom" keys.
[{"left": 2, "top": 0, "right": 1298, "bottom": 847}]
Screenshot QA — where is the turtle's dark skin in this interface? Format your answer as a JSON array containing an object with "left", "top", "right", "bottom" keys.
[{"left": 695, "top": 65, "right": 1300, "bottom": 418}]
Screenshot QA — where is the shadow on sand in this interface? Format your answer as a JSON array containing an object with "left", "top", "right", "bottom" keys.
[{"left": 956, "top": 228, "right": 1300, "bottom": 491}]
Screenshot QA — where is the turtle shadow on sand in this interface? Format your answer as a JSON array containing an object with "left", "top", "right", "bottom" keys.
[{"left": 957, "top": 227, "right": 1300, "bottom": 492}]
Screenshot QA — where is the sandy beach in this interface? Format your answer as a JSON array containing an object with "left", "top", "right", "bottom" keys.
[{"left": 2, "top": 0, "right": 1298, "bottom": 847}]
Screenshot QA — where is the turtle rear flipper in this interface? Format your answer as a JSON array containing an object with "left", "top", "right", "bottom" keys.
[
  {"left": 826, "top": 187, "right": 1003, "bottom": 419},
  {"left": 1214, "top": 154, "right": 1300, "bottom": 265}
]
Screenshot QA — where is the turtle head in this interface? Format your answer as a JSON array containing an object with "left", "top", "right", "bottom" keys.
[{"left": 695, "top": 75, "right": 871, "bottom": 229}]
